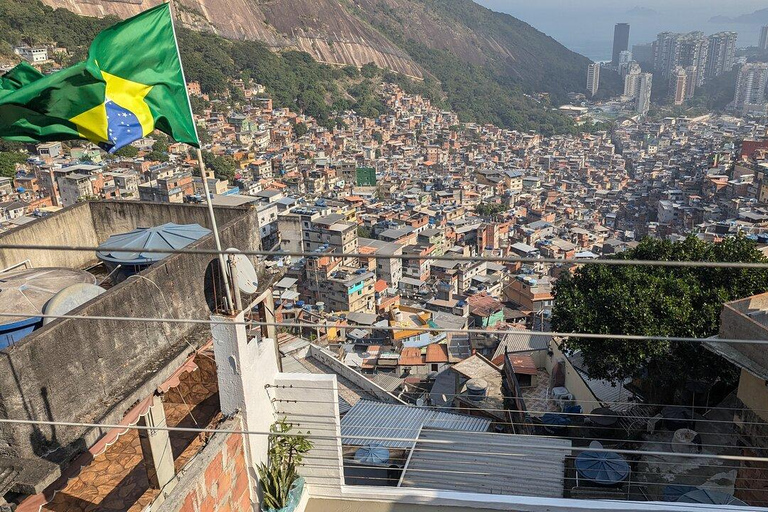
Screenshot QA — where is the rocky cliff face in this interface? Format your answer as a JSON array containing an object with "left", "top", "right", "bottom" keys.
[
  {"left": 39, "top": 0, "right": 425, "bottom": 78},
  {"left": 40, "top": 0, "right": 592, "bottom": 98}
]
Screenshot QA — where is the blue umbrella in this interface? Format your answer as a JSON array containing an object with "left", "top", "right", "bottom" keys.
[
  {"left": 575, "top": 450, "right": 630, "bottom": 485},
  {"left": 677, "top": 489, "right": 746, "bottom": 505}
]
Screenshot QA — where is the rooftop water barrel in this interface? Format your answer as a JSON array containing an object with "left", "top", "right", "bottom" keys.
[
  {"left": 96, "top": 223, "right": 212, "bottom": 283},
  {"left": 0, "top": 268, "right": 96, "bottom": 348},
  {"left": 466, "top": 378, "right": 489, "bottom": 402}
]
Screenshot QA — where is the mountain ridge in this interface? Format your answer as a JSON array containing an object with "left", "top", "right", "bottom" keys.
[{"left": 38, "top": 0, "right": 592, "bottom": 99}]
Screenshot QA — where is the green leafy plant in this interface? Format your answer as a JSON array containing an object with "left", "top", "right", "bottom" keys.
[{"left": 257, "top": 419, "right": 313, "bottom": 511}]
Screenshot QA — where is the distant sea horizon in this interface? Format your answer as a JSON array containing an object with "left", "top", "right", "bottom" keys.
[{"left": 475, "top": 0, "right": 767, "bottom": 62}]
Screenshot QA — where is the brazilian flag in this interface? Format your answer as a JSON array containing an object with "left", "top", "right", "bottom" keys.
[{"left": 0, "top": 3, "right": 199, "bottom": 152}]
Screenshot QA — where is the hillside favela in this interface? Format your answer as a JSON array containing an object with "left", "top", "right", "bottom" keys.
[{"left": 2, "top": 0, "right": 768, "bottom": 511}]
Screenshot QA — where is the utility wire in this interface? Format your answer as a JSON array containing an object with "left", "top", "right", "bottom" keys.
[
  {"left": 2, "top": 416, "right": 767, "bottom": 464},
  {"left": 6, "top": 242, "right": 768, "bottom": 268},
  {"left": 0, "top": 311, "right": 763, "bottom": 346}
]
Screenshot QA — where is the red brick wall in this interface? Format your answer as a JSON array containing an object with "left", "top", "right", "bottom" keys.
[{"left": 164, "top": 419, "right": 253, "bottom": 512}]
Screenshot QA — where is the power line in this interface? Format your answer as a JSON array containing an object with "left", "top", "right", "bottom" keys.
[
  {"left": 5, "top": 241, "right": 768, "bottom": 268},
  {"left": 2, "top": 416, "right": 767, "bottom": 464},
  {"left": 0, "top": 311, "right": 764, "bottom": 347}
]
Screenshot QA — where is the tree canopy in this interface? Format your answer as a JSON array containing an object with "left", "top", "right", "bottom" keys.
[
  {"left": 201, "top": 151, "right": 236, "bottom": 182},
  {"left": 0, "top": 151, "right": 26, "bottom": 178},
  {"left": 552, "top": 236, "right": 768, "bottom": 399}
]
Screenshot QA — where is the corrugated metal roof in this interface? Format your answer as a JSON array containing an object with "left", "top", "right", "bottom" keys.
[
  {"left": 399, "top": 428, "right": 571, "bottom": 498},
  {"left": 341, "top": 400, "right": 490, "bottom": 448},
  {"left": 492, "top": 331, "right": 551, "bottom": 360}
]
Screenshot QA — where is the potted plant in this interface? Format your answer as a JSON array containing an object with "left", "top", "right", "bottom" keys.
[{"left": 257, "top": 419, "right": 313, "bottom": 512}]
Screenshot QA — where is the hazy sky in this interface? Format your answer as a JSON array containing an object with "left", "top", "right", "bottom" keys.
[{"left": 476, "top": 0, "right": 768, "bottom": 61}]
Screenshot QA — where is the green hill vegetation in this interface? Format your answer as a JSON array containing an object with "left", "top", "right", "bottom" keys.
[{"left": 0, "top": 0, "right": 599, "bottom": 134}]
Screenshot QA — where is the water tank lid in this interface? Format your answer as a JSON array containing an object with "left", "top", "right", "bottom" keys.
[
  {"left": 42, "top": 283, "right": 106, "bottom": 325},
  {"left": 0, "top": 268, "right": 96, "bottom": 326},
  {"left": 96, "top": 223, "right": 212, "bottom": 265},
  {"left": 354, "top": 445, "right": 390, "bottom": 466},
  {"left": 466, "top": 378, "right": 489, "bottom": 392}
]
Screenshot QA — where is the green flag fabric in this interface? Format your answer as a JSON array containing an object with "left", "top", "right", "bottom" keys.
[{"left": 0, "top": 3, "right": 199, "bottom": 152}]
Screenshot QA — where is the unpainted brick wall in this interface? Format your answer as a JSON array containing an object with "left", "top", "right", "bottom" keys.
[{"left": 163, "top": 418, "right": 253, "bottom": 512}]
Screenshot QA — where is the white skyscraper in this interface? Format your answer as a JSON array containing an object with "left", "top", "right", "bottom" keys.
[
  {"left": 618, "top": 51, "right": 633, "bottom": 76},
  {"left": 586, "top": 63, "right": 600, "bottom": 97},
  {"left": 636, "top": 73, "right": 653, "bottom": 116},
  {"left": 760, "top": 26, "right": 768, "bottom": 51},
  {"left": 623, "top": 63, "right": 642, "bottom": 98},
  {"left": 734, "top": 63, "right": 768, "bottom": 115}
]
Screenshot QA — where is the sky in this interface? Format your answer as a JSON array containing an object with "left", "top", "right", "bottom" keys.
[{"left": 476, "top": 0, "right": 768, "bottom": 61}]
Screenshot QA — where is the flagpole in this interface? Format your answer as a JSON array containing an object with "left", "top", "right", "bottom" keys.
[{"left": 168, "top": 0, "right": 234, "bottom": 314}]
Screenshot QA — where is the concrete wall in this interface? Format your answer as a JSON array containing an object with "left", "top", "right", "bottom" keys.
[
  {"left": 89, "top": 201, "right": 257, "bottom": 247},
  {"left": 719, "top": 297, "right": 768, "bottom": 372},
  {"left": 275, "top": 373, "right": 344, "bottom": 495},
  {"left": 0, "top": 202, "right": 99, "bottom": 270},
  {"left": 0, "top": 201, "right": 260, "bottom": 465},
  {"left": 308, "top": 345, "right": 404, "bottom": 404},
  {"left": 737, "top": 369, "right": 768, "bottom": 423},
  {"left": 157, "top": 416, "right": 253, "bottom": 512},
  {"left": 544, "top": 341, "right": 602, "bottom": 413}
]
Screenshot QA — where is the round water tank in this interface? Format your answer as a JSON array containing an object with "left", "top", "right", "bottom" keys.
[
  {"left": 0, "top": 268, "right": 96, "bottom": 347},
  {"left": 317, "top": 302, "right": 325, "bottom": 312},
  {"left": 42, "top": 283, "right": 106, "bottom": 325},
  {"left": 466, "top": 378, "right": 488, "bottom": 401},
  {"left": 671, "top": 428, "right": 700, "bottom": 454},
  {"left": 96, "top": 223, "right": 212, "bottom": 283}
]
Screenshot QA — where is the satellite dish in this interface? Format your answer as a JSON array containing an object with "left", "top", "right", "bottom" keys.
[
  {"left": 42, "top": 283, "right": 106, "bottom": 325},
  {"left": 226, "top": 248, "right": 259, "bottom": 294}
]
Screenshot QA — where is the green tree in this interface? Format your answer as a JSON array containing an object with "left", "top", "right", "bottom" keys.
[
  {"left": 202, "top": 151, "right": 236, "bottom": 182},
  {"left": 294, "top": 122, "right": 308, "bottom": 138},
  {"left": 360, "top": 62, "right": 380, "bottom": 79},
  {"left": 475, "top": 202, "right": 507, "bottom": 217},
  {"left": 146, "top": 150, "right": 169, "bottom": 162},
  {"left": 0, "top": 151, "right": 26, "bottom": 178},
  {"left": 113, "top": 145, "right": 138, "bottom": 158},
  {"left": 552, "top": 236, "right": 768, "bottom": 400}
]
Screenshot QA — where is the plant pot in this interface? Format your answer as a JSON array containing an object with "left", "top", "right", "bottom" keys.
[{"left": 262, "top": 477, "right": 305, "bottom": 512}]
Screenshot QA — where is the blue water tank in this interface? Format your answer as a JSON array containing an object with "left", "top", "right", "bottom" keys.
[
  {"left": 0, "top": 268, "right": 96, "bottom": 348},
  {"left": 96, "top": 223, "right": 212, "bottom": 283}
]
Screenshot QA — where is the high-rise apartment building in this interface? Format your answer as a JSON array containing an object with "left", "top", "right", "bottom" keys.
[
  {"left": 734, "top": 63, "right": 768, "bottom": 115},
  {"left": 612, "top": 23, "right": 630, "bottom": 67},
  {"left": 760, "top": 26, "right": 768, "bottom": 51},
  {"left": 632, "top": 43, "right": 654, "bottom": 65},
  {"left": 685, "top": 66, "right": 698, "bottom": 99},
  {"left": 586, "top": 63, "right": 600, "bottom": 97},
  {"left": 636, "top": 73, "right": 653, "bottom": 116},
  {"left": 706, "top": 32, "right": 737, "bottom": 80},
  {"left": 671, "top": 67, "right": 688, "bottom": 105},
  {"left": 623, "top": 63, "right": 642, "bottom": 98},
  {"left": 618, "top": 50, "right": 633, "bottom": 76},
  {"left": 653, "top": 32, "right": 708, "bottom": 87}
]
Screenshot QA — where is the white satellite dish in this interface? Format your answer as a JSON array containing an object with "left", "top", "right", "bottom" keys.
[{"left": 226, "top": 248, "right": 259, "bottom": 294}]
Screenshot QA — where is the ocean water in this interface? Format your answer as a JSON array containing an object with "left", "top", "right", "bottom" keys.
[{"left": 476, "top": 0, "right": 768, "bottom": 61}]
